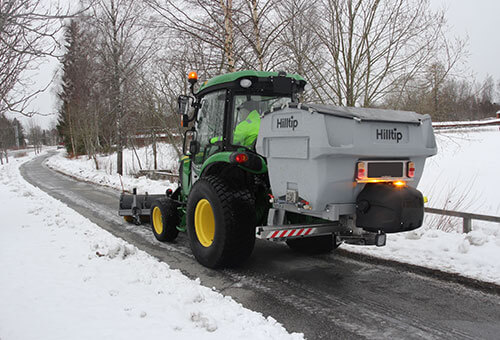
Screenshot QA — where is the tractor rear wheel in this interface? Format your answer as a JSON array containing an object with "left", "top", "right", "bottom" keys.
[
  {"left": 186, "top": 175, "right": 255, "bottom": 268},
  {"left": 150, "top": 198, "right": 180, "bottom": 242},
  {"left": 286, "top": 234, "right": 337, "bottom": 254}
]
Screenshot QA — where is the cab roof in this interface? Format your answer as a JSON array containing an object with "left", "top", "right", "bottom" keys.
[{"left": 197, "top": 70, "right": 305, "bottom": 93}]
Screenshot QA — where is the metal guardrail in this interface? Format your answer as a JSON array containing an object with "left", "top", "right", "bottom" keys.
[{"left": 424, "top": 207, "right": 500, "bottom": 233}]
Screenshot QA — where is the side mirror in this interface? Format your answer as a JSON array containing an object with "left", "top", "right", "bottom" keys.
[
  {"left": 183, "top": 128, "right": 197, "bottom": 156},
  {"left": 178, "top": 95, "right": 190, "bottom": 115},
  {"left": 178, "top": 95, "right": 190, "bottom": 127}
]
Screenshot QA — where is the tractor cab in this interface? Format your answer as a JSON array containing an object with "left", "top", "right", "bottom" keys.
[{"left": 177, "top": 71, "right": 307, "bottom": 198}]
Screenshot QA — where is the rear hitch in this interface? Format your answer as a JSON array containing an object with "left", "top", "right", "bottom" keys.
[{"left": 338, "top": 232, "right": 386, "bottom": 247}]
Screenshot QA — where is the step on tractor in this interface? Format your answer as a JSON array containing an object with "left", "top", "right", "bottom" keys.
[{"left": 119, "top": 70, "right": 437, "bottom": 268}]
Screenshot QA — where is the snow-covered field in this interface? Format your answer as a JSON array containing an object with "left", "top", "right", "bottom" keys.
[
  {"left": 44, "top": 128, "right": 500, "bottom": 286},
  {"left": 420, "top": 127, "right": 500, "bottom": 217},
  {"left": 0, "top": 153, "right": 303, "bottom": 340}
]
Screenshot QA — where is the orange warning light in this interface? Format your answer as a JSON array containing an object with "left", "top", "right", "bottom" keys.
[{"left": 188, "top": 71, "right": 198, "bottom": 82}]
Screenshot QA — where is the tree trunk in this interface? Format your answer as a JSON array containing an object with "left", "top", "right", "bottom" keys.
[
  {"left": 152, "top": 130, "right": 157, "bottom": 170},
  {"left": 221, "top": 0, "right": 235, "bottom": 72},
  {"left": 131, "top": 141, "right": 142, "bottom": 170},
  {"left": 93, "top": 154, "right": 99, "bottom": 170},
  {"left": 250, "top": 0, "right": 264, "bottom": 71}
]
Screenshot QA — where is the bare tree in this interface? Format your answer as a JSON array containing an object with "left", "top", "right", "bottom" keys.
[
  {"left": 232, "top": 0, "right": 288, "bottom": 71},
  {"left": 85, "top": 0, "right": 159, "bottom": 174},
  {"left": 274, "top": 0, "right": 325, "bottom": 102},
  {"left": 27, "top": 119, "right": 43, "bottom": 154},
  {"left": 312, "top": 0, "right": 462, "bottom": 107},
  {"left": 496, "top": 79, "right": 500, "bottom": 104},
  {"left": 146, "top": 0, "right": 240, "bottom": 73},
  {"left": 480, "top": 75, "right": 495, "bottom": 104},
  {"left": 0, "top": 0, "right": 73, "bottom": 116}
]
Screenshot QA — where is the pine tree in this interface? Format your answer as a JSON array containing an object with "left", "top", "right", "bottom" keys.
[{"left": 56, "top": 20, "right": 91, "bottom": 156}]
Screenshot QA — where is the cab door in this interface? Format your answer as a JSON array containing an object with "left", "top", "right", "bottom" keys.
[{"left": 191, "top": 90, "right": 227, "bottom": 182}]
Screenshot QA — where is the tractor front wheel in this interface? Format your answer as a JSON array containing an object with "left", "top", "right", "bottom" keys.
[
  {"left": 150, "top": 198, "right": 180, "bottom": 242},
  {"left": 186, "top": 175, "right": 255, "bottom": 268}
]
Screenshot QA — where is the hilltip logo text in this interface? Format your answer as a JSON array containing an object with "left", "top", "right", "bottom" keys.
[
  {"left": 276, "top": 115, "right": 299, "bottom": 131},
  {"left": 376, "top": 128, "right": 403, "bottom": 143}
]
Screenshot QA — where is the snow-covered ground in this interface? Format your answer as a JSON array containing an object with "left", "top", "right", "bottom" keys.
[
  {"left": 0, "top": 152, "right": 303, "bottom": 340},
  {"left": 46, "top": 143, "right": 179, "bottom": 195},
  {"left": 44, "top": 128, "right": 500, "bottom": 286},
  {"left": 419, "top": 127, "right": 500, "bottom": 216}
]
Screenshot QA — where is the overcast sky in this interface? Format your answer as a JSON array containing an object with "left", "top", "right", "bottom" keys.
[
  {"left": 430, "top": 0, "right": 500, "bottom": 80},
  {"left": 16, "top": 0, "right": 500, "bottom": 129}
]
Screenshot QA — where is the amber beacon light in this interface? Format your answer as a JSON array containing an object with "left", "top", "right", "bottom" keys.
[{"left": 188, "top": 71, "right": 198, "bottom": 84}]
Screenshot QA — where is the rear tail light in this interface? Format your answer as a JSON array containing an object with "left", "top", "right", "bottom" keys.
[
  {"left": 407, "top": 161, "right": 415, "bottom": 178},
  {"left": 357, "top": 162, "right": 366, "bottom": 180},
  {"left": 235, "top": 153, "right": 249, "bottom": 164}
]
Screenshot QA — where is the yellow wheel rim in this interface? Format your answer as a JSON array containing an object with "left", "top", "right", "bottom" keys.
[
  {"left": 152, "top": 206, "right": 163, "bottom": 235},
  {"left": 194, "top": 199, "right": 215, "bottom": 247}
]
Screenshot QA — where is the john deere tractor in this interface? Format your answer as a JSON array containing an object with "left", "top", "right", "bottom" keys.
[{"left": 119, "top": 70, "right": 437, "bottom": 268}]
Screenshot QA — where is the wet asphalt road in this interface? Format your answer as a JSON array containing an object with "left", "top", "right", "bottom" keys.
[{"left": 20, "top": 153, "right": 500, "bottom": 339}]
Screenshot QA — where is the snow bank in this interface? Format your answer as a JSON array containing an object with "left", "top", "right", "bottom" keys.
[
  {"left": 0, "top": 154, "right": 303, "bottom": 340},
  {"left": 46, "top": 143, "right": 179, "bottom": 194},
  {"left": 343, "top": 220, "right": 500, "bottom": 285}
]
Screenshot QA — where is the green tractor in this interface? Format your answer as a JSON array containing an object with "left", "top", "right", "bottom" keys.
[{"left": 119, "top": 70, "right": 437, "bottom": 268}]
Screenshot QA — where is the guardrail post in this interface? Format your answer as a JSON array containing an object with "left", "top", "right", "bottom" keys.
[{"left": 463, "top": 217, "right": 472, "bottom": 233}]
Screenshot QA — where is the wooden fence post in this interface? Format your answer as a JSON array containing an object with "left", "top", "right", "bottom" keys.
[{"left": 463, "top": 218, "right": 472, "bottom": 233}]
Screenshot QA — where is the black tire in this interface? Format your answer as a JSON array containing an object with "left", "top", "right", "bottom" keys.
[
  {"left": 150, "top": 198, "right": 180, "bottom": 242},
  {"left": 186, "top": 175, "right": 255, "bottom": 268},
  {"left": 286, "top": 234, "right": 337, "bottom": 254}
]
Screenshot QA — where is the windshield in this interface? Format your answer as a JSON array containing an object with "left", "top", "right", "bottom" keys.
[{"left": 232, "top": 95, "right": 291, "bottom": 147}]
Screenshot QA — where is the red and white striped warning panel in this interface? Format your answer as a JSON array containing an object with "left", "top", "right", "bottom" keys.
[
  {"left": 256, "top": 223, "right": 339, "bottom": 240},
  {"left": 266, "top": 227, "right": 313, "bottom": 239}
]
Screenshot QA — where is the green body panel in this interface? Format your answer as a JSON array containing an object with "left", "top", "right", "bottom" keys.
[
  {"left": 181, "top": 156, "right": 191, "bottom": 199},
  {"left": 198, "top": 70, "right": 305, "bottom": 93},
  {"left": 176, "top": 206, "right": 187, "bottom": 232},
  {"left": 201, "top": 151, "right": 231, "bottom": 171},
  {"left": 179, "top": 151, "right": 267, "bottom": 202},
  {"left": 200, "top": 151, "right": 268, "bottom": 175}
]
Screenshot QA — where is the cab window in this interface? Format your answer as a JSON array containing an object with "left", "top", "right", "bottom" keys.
[
  {"left": 195, "top": 90, "right": 226, "bottom": 163},
  {"left": 231, "top": 95, "right": 291, "bottom": 147}
]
